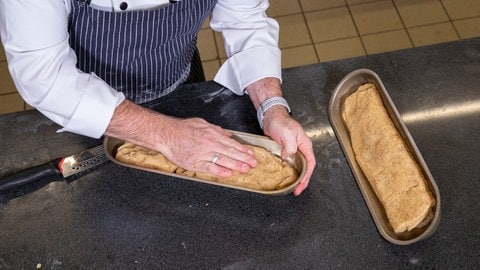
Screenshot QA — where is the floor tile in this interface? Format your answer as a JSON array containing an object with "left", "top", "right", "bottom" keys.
[
  {"left": 350, "top": 0, "right": 403, "bottom": 35},
  {"left": 281, "top": 45, "right": 318, "bottom": 68},
  {"left": 197, "top": 29, "right": 218, "bottom": 61},
  {"left": 2, "top": 1, "right": 480, "bottom": 116},
  {"left": 0, "top": 62, "right": 16, "bottom": 95},
  {"left": 362, "top": 29, "right": 413, "bottom": 54},
  {"left": 394, "top": 0, "right": 449, "bottom": 27},
  {"left": 454, "top": 17, "right": 480, "bottom": 39},
  {"left": 315, "top": 37, "right": 366, "bottom": 62},
  {"left": 276, "top": 14, "right": 312, "bottom": 48},
  {"left": 0, "top": 43, "right": 5, "bottom": 61},
  {"left": 268, "top": 0, "right": 302, "bottom": 17},
  {"left": 201, "top": 16, "right": 211, "bottom": 30},
  {"left": 201, "top": 59, "right": 221, "bottom": 81},
  {"left": 346, "top": 0, "right": 386, "bottom": 5},
  {"left": 305, "top": 7, "right": 358, "bottom": 43},
  {"left": 213, "top": 31, "right": 227, "bottom": 59},
  {"left": 408, "top": 22, "right": 459, "bottom": 47},
  {"left": 0, "top": 93, "right": 24, "bottom": 114},
  {"left": 442, "top": 0, "right": 480, "bottom": 19},
  {"left": 299, "top": 0, "right": 346, "bottom": 12}
]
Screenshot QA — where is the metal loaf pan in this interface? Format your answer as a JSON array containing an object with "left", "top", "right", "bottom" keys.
[
  {"left": 328, "top": 69, "right": 441, "bottom": 245},
  {"left": 104, "top": 130, "right": 306, "bottom": 195}
]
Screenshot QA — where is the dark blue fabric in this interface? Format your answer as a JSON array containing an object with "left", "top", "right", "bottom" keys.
[{"left": 69, "top": 0, "right": 217, "bottom": 103}]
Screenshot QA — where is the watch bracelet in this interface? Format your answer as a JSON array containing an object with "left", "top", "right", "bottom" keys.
[{"left": 256, "top": 96, "right": 291, "bottom": 129}]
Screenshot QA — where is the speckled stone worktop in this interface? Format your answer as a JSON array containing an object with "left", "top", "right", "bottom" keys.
[{"left": 1, "top": 38, "right": 479, "bottom": 269}]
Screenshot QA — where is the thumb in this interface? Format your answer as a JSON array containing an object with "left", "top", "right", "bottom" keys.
[{"left": 280, "top": 139, "right": 297, "bottom": 159}]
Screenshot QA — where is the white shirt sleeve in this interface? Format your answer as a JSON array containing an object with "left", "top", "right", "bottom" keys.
[
  {"left": 0, "top": 0, "right": 124, "bottom": 138},
  {"left": 0, "top": 0, "right": 279, "bottom": 138},
  {"left": 210, "top": 0, "right": 282, "bottom": 95}
]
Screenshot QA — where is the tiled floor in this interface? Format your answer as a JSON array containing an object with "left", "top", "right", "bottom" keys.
[{"left": 1, "top": 0, "right": 480, "bottom": 115}]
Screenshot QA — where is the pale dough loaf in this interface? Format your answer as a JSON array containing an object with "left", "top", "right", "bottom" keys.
[
  {"left": 343, "top": 83, "right": 435, "bottom": 233},
  {"left": 115, "top": 143, "right": 298, "bottom": 191}
]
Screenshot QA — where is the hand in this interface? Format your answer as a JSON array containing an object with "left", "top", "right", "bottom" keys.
[
  {"left": 105, "top": 100, "right": 257, "bottom": 177},
  {"left": 159, "top": 117, "right": 257, "bottom": 177},
  {"left": 246, "top": 77, "right": 316, "bottom": 196},
  {"left": 262, "top": 107, "right": 316, "bottom": 196}
]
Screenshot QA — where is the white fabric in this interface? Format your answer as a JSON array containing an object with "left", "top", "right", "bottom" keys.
[
  {"left": 211, "top": 0, "right": 281, "bottom": 94},
  {"left": 89, "top": 0, "right": 180, "bottom": 12},
  {"left": 0, "top": 0, "right": 281, "bottom": 138}
]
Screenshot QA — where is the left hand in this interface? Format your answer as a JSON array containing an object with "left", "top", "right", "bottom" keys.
[
  {"left": 262, "top": 106, "right": 316, "bottom": 196},
  {"left": 246, "top": 78, "right": 316, "bottom": 196}
]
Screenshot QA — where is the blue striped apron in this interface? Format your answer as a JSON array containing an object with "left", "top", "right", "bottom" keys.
[{"left": 68, "top": 0, "right": 217, "bottom": 104}]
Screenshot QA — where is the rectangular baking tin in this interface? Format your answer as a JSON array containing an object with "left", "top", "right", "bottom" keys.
[
  {"left": 104, "top": 130, "right": 306, "bottom": 195},
  {"left": 328, "top": 69, "right": 441, "bottom": 245}
]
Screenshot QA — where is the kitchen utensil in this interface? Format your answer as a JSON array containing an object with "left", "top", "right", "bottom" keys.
[{"left": 0, "top": 145, "right": 108, "bottom": 192}]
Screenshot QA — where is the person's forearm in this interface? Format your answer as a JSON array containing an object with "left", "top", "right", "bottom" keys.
[
  {"left": 246, "top": 77, "right": 290, "bottom": 131},
  {"left": 104, "top": 99, "right": 257, "bottom": 176},
  {"left": 246, "top": 77, "right": 283, "bottom": 109},
  {"left": 104, "top": 100, "right": 171, "bottom": 153}
]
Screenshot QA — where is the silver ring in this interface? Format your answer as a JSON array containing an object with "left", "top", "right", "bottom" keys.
[{"left": 211, "top": 153, "right": 220, "bottom": 164}]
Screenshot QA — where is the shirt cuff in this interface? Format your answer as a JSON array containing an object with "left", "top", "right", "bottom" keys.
[
  {"left": 57, "top": 73, "right": 125, "bottom": 138},
  {"left": 213, "top": 46, "right": 282, "bottom": 95}
]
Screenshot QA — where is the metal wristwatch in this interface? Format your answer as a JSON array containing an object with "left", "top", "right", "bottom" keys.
[{"left": 256, "top": 97, "right": 291, "bottom": 129}]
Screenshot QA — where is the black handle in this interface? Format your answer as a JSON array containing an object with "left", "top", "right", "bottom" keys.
[{"left": 0, "top": 158, "right": 62, "bottom": 193}]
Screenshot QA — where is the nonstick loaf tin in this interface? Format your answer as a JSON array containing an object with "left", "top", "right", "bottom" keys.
[
  {"left": 328, "top": 69, "right": 441, "bottom": 245},
  {"left": 104, "top": 130, "right": 306, "bottom": 195}
]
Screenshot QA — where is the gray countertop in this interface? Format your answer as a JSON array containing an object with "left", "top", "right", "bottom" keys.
[{"left": 1, "top": 37, "right": 480, "bottom": 269}]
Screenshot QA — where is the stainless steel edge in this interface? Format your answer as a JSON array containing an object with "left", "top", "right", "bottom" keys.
[
  {"left": 328, "top": 69, "right": 441, "bottom": 245},
  {"left": 60, "top": 145, "right": 109, "bottom": 178},
  {"left": 103, "top": 130, "right": 306, "bottom": 195}
]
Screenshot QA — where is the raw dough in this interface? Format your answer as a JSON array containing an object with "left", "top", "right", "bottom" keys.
[
  {"left": 343, "top": 83, "right": 435, "bottom": 233},
  {"left": 115, "top": 143, "right": 298, "bottom": 191}
]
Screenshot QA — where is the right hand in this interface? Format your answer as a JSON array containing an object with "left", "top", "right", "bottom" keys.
[
  {"left": 105, "top": 100, "right": 257, "bottom": 177},
  {"left": 159, "top": 117, "right": 258, "bottom": 177}
]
